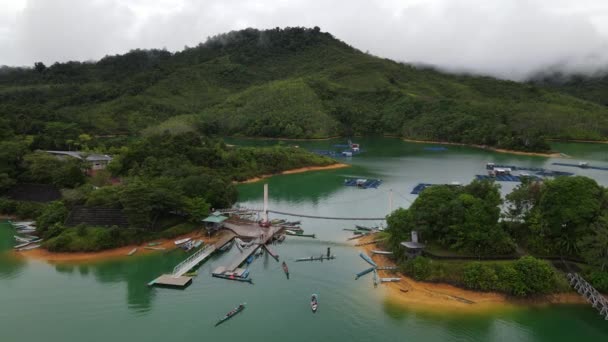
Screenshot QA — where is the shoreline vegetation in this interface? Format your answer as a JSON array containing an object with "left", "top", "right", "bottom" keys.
[
  {"left": 402, "top": 138, "right": 564, "bottom": 158},
  {"left": 357, "top": 235, "right": 586, "bottom": 313},
  {"left": 13, "top": 230, "right": 218, "bottom": 263},
  {"left": 236, "top": 163, "right": 350, "bottom": 184}
]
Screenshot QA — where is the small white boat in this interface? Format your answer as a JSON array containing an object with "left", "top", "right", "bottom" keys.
[
  {"left": 17, "top": 244, "right": 41, "bottom": 251},
  {"left": 380, "top": 278, "right": 402, "bottom": 283},
  {"left": 371, "top": 250, "right": 393, "bottom": 255},
  {"left": 128, "top": 248, "right": 137, "bottom": 256},
  {"left": 174, "top": 238, "right": 191, "bottom": 245},
  {"left": 14, "top": 235, "right": 35, "bottom": 243},
  {"left": 193, "top": 240, "right": 203, "bottom": 249}
]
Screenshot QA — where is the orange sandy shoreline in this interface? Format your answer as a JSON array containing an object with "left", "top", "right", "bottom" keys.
[
  {"left": 13, "top": 230, "right": 221, "bottom": 264},
  {"left": 237, "top": 163, "right": 350, "bottom": 184},
  {"left": 357, "top": 235, "right": 585, "bottom": 313},
  {"left": 402, "top": 138, "right": 564, "bottom": 158}
]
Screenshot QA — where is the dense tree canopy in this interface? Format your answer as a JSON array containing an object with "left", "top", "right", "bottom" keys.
[{"left": 1, "top": 27, "right": 607, "bottom": 153}]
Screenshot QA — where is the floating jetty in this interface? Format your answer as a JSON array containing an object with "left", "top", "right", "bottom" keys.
[
  {"left": 355, "top": 266, "right": 375, "bottom": 279},
  {"left": 359, "top": 253, "right": 377, "bottom": 267},
  {"left": 552, "top": 162, "right": 608, "bottom": 171},
  {"left": 285, "top": 231, "right": 316, "bottom": 238},
  {"left": 212, "top": 266, "right": 253, "bottom": 284},
  {"left": 148, "top": 233, "right": 235, "bottom": 288},
  {"left": 344, "top": 178, "right": 382, "bottom": 189}
]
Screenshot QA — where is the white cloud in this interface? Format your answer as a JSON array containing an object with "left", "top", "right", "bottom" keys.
[{"left": 1, "top": 0, "right": 608, "bottom": 80}]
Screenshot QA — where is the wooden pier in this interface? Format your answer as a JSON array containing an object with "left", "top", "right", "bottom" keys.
[
  {"left": 567, "top": 273, "right": 608, "bottom": 320},
  {"left": 148, "top": 232, "right": 235, "bottom": 288}
]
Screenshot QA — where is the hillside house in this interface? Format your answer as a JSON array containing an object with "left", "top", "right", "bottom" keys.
[{"left": 45, "top": 150, "right": 113, "bottom": 170}]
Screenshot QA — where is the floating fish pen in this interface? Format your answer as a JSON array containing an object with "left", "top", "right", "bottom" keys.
[
  {"left": 476, "top": 175, "right": 535, "bottom": 182},
  {"left": 552, "top": 162, "right": 608, "bottom": 171},
  {"left": 535, "top": 170, "right": 574, "bottom": 177},
  {"left": 411, "top": 183, "right": 434, "bottom": 194},
  {"left": 344, "top": 178, "right": 382, "bottom": 189},
  {"left": 485, "top": 163, "right": 546, "bottom": 172}
]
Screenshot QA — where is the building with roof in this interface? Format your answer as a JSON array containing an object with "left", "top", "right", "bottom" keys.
[
  {"left": 202, "top": 211, "right": 228, "bottom": 235},
  {"left": 400, "top": 231, "right": 426, "bottom": 259},
  {"left": 45, "top": 150, "right": 113, "bottom": 170}
]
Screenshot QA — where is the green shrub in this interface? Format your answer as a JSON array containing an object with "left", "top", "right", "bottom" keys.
[
  {"left": 586, "top": 270, "right": 608, "bottom": 292},
  {"left": 404, "top": 256, "right": 432, "bottom": 281},
  {"left": 463, "top": 262, "right": 499, "bottom": 291}
]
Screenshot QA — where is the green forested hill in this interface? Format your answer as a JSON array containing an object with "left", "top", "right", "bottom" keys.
[
  {"left": 2, "top": 27, "right": 608, "bottom": 152},
  {"left": 530, "top": 72, "right": 608, "bottom": 108}
]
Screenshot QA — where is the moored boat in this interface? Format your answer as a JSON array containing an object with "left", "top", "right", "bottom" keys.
[
  {"left": 355, "top": 266, "right": 375, "bottom": 279},
  {"left": 174, "top": 238, "right": 191, "bottom": 245},
  {"left": 147, "top": 242, "right": 162, "bottom": 246},
  {"left": 282, "top": 261, "right": 289, "bottom": 279},
  {"left": 128, "top": 248, "right": 137, "bottom": 256},
  {"left": 371, "top": 250, "right": 393, "bottom": 255},
  {"left": 218, "top": 240, "right": 234, "bottom": 252},
  {"left": 310, "top": 294, "right": 318, "bottom": 313},
  {"left": 214, "top": 303, "right": 246, "bottom": 326},
  {"left": 17, "top": 244, "right": 41, "bottom": 251},
  {"left": 359, "top": 252, "right": 377, "bottom": 267}
]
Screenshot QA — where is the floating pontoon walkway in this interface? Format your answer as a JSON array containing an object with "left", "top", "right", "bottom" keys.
[
  {"left": 148, "top": 232, "right": 236, "bottom": 288},
  {"left": 552, "top": 162, "right": 608, "bottom": 171}
]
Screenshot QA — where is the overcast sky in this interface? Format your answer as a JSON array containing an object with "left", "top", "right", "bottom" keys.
[{"left": 1, "top": 0, "right": 608, "bottom": 80}]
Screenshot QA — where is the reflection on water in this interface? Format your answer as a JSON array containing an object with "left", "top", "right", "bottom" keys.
[{"left": 2, "top": 139, "right": 608, "bottom": 342}]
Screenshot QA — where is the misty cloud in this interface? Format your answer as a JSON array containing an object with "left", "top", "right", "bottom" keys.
[{"left": 1, "top": 0, "right": 608, "bottom": 80}]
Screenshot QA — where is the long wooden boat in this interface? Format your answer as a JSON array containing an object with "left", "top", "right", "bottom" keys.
[
  {"left": 373, "top": 269, "right": 379, "bottom": 287},
  {"left": 144, "top": 246, "right": 166, "bottom": 251},
  {"left": 347, "top": 233, "right": 368, "bottom": 240},
  {"left": 355, "top": 266, "right": 375, "bottom": 279},
  {"left": 282, "top": 261, "right": 289, "bottom": 279},
  {"left": 128, "top": 248, "right": 137, "bottom": 256},
  {"left": 295, "top": 255, "right": 335, "bottom": 262},
  {"left": 310, "top": 294, "right": 318, "bottom": 313},
  {"left": 214, "top": 303, "right": 246, "bottom": 326},
  {"left": 14, "top": 235, "right": 34, "bottom": 243},
  {"left": 380, "top": 277, "right": 402, "bottom": 283},
  {"left": 371, "top": 250, "right": 393, "bottom": 255},
  {"left": 147, "top": 242, "right": 162, "bottom": 246},
  {"left": 17, "top": 244, "right": 41, "bottom": 251},
  {"left": 218, "top": 240, "right": 234, "bottom": 252},
  {"left": 355, "top": 225, "right": 373, "bottom": 231},
  {"left": 211, "top": 273, "right": 253, "bottom": 284},
  {"left": 263, "top": 245, "right": 279, "bottom": 261},
  {"left": 286, "top": 232, "right": 316, "bottom": 238},
  {"left": 359, "top": 252, "right": 377, "bottom": 267}
]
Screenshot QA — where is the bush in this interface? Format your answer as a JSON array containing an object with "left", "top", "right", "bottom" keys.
[
  {"left": 404, "top": 256, "right": 432, "bottom": 281},
  {"left": 512, "top": 256, "right": 555, "bottom": 296},
  {"left": 36, "top": 201, "right": 68, "bottom": 235},
  {"left": 463, "top": 262, "right": 499, "bottom": 291},
  {"left": 0, "top": 197, "right": 17, "bottom": 214},
  {"left": 15, "top": 201, "right": 45, "bottom": 219},
  {"left": 586, "top": 270, "right": 608, "bottom": 292}
]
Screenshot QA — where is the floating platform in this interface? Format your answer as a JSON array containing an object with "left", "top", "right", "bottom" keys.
[
  {"left": 552, "top": 162, "right": 608, "bottom": 171},
  {"left": 411, "top": 183, "right": 434, "bottom": 194},
  {"left": 486, "top": 163, "right": 546, "bottom": 172},
  {"left": 148, "top": 275, "right": 192, "bottom": 288},
  {"left": 344, "top": 178, "right": 382, "bottom": 189},
  {"left": 475, "top": 175, "right": 532, "bottom": 182}
]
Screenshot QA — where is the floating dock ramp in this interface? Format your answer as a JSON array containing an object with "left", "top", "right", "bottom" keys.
[{"left": 148, "top": 232, "right": 235, "bottom": 288}]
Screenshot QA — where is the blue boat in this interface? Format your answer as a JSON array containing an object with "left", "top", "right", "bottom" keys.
[
  {"left": 355, "top": 267, "right": 375, "bottom": 279},
  {"left": 359, "top": 252, "right": 377, "bottom": 267}
]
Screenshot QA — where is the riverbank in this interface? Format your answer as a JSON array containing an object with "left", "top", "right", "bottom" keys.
[
  {"left": 402, "top": 138, "right": 563, "bottom": 158},
  {"left": 548, "top": 138, "right": 608, "bottom": 144},
  {"left": 14, "top": 230, "right": 223, "bottom": 263},
  {"left": 237, "top": 163, "right": 350, "bottom": 184},
  {"left": 357, "top": 236, "right": 585, "bottom": 313}
]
